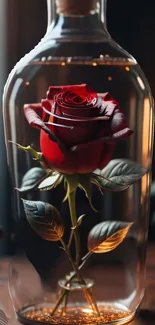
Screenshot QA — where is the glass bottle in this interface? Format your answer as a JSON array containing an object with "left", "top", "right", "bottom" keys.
[{"left": 3, "top": 0, "right": 154, "bottom": 324}]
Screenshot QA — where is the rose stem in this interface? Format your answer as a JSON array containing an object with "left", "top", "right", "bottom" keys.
[
  {"left": 68, "top": 190, "right": 81, "bottom": 265},
  {"left": 67, "top": 188, "right": 99, "bottom": 314},
  {"left": 50, "top": 250, "right": 98, "bottom": 316},
  {"left": 50, "top": 290, "right": 66, "bottom": 316},
  {"left": 79, "top": 251, "right": 93, "bottom": 268},
  {"left": 60, "top": 238, "right": 100, "bottom": 316},
  {"left": 67, "top": 229, "right": 74, "bottom": 250},
  {"left": 62, "top": 290, "right": 69, "bottom": 316}
]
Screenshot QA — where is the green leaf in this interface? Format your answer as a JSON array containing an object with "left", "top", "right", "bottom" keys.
[
  {"left": 93, "top": 159, "right": 146, "bottom": 191},
  {"left": 17, "top": 167, "right": 48, "bottom": 192},
  {"left": 23, "top": 200, "right": 64, "bottom": 241},
  {"left": 88, "top": 221, "right": 133, "bottom": 253},
  {"left": 72, "top": 214, "right": 85, "bottom": 230},
  {"left": 77, "top": 214, "right": 85, "bottom": 227},
  {"left": 38, "top": 173, "right": 63, "bottom": 191}
]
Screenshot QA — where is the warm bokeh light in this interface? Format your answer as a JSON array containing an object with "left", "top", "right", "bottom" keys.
[
  {"left": 142, "top": 97, "right": 151, "bottom": 167},
  {"left": 137, "top": 76, "right": 145, "bottom": 90},
  {"left": 82, "top": 308, "right": 93, "bottom": 314},
  {"left": 140, "top": 97, "right": 152, "bottom": 204},
  {"left": 125, "top": 66, "right": 130, "bottom": 71},
  {"left": 141, "top": 174, "right": 148, "bottom": 205}
]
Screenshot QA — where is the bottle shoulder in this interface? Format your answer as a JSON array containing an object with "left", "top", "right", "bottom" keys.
[
  {"left": 5, "top": 37, "right": 137, "bottom": 73},
  {"left": 3, "top": 35, "right": 151, "bottom": 101}
]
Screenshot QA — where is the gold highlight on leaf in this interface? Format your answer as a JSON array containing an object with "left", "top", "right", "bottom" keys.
[
  {"left": 92, "top": 224, "right": 132, "bottom": 253},
  {"left": 23, "top": 200, "right": 64, "bottom": 241},
  {"left": 30, "top": 218, "right": 64, "bottom": 241},
  {"left": 88, "top": 221, "right": 133, "bottom": 254}
]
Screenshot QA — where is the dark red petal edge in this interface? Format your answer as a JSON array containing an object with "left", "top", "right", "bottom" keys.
[
  {"left": 23, "top": 104, "right": 67, "bottom": 153},
  {"left": 70, "top": 128, "right": 133, "bottom": 151},
  {"left": 101, "top": 128, "right": 133, "bottom": 143},
  {"left": 47, "top": 84, "right": 97, "bottom": 100},
  {"left": 24, "top": 104, "right": 44, "bottom": 129}
]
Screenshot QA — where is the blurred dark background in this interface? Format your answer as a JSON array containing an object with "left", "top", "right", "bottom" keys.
[{"left": 0, "top": 0, "right": 155, "bottom": 254}]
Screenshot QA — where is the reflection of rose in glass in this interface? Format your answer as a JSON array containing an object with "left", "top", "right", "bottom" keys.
[{"left": 24, "top": 84, "right": 132, "bottom": 174}]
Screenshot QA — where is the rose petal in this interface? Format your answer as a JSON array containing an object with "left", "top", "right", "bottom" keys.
[
  {"left": 41, "top": 99, "right": 52, "bottom": 112},
  {"left": 98, "top": 143, "right": 115, "bottom": 169},
  {"left": 24, "top": 104, "right": 44, "bottom": 129},
  {"left": 63, "top": 91, "right": 87, "bottom": 105},
  {"left": 42, "top": 103, "right": 110, "bottom": 127},
  {"left": 70, "top": 126, "right": 133, "bottom": 149},
  {"left": 23, "top": 103, "right": 67, "bottom": 152},
  {"left": 47, "top": 84, "right": 97, "bottom": 100},
  {"left": 23, "top": 85, "right": 134, "bottom": 176},
  {"left": 110, "top": 107, "right": 130, "bottom": 134},
  {"left": 103, "top": 101, "right": 116, "bottom": 117},
  {"left": 102, "top": 94, "right": 130, "bottom": 133},
  {"left": 101, "top": 128, "right": 133, "bottom": 143},
  {"left": 47, "top": 87, "right": 62, "bottom": 99},
  {"left": 40, "top": 129, "right": 113, "bottom": 174},
  {"left": 102, "top": 92, "right": 113, "bottom": 101}
]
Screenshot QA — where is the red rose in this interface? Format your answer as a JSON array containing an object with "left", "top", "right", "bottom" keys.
[{"left": 24, "top": 84, "right": 133, "bottom": 174}]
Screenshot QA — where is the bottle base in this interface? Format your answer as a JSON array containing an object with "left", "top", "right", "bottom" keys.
[{"left": 17, "top": 302, "right": 135, "bottom": 325}]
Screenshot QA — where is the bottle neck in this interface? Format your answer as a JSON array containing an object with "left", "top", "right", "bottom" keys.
[{"left": 46, "top": 0, "right": 109, "bottom": 41}]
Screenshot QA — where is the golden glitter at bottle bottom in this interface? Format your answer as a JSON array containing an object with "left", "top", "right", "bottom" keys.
[{"left": 17, "top": 304, "right": 135, "bottom": 325}]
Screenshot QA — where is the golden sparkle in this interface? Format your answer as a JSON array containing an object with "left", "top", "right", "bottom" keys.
[{"left": 20, "top": 305, "right": 133, "bottom": 325}]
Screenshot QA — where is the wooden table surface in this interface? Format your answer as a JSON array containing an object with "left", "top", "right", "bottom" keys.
[{"left": 1, "top": 244, "right": 155, "bottom": 325}]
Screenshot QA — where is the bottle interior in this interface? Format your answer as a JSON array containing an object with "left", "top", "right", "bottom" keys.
[{"left": 3, "top": 39, "right": 153, "bottom": 324}]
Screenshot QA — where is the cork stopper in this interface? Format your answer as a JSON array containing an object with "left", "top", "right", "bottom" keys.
[{"left": 56, "top": 0, "right": 98, "bottom": 16}]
